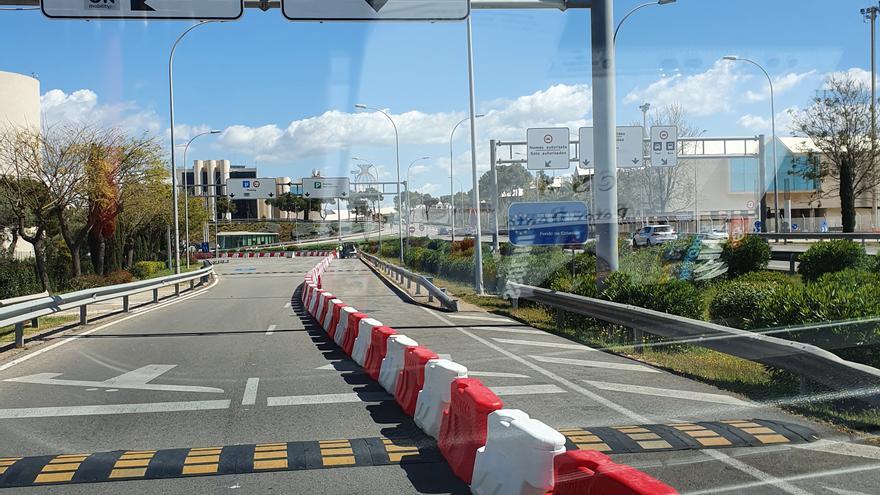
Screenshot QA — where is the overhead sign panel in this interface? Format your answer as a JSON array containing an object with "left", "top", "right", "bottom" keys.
[
  {"left": 578, "top": 127, "right": 593, "bottom": 169},
  {"left": 508, "top": 201, "right": 589, "bottom": 246},
  {"left": 527, "top": 128, "right": 570, "bottom": 171},
  {"left": 227, "top": 178, "right": 277, "bottom": 200},
  {"left": 578, "top": 126, "right": 645, "bottom": 169},
  {"left": 41, "top": 0, "right": 244, "bottom": 20},
  {"left": 281, "top": 0, "right": 469, "bottom": 21},
  {"left": 302, "top": 177, "right": 351, "bottom": 199},
  {"left": 651, "top": 125, "right": 678, "bottom": 167}
]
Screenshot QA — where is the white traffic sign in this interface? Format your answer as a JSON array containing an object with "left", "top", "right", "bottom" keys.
[
  {"left": 227, "top": 178, "right": 277, "bottom": 200},
  {"left": 42, "top": 0, "right": 243, "bottom": 20},
  {"left": 578, "top": 127, "right": 594, "bottom": 169},
  {"left": 527, "top": 128, "right": 570, "bottom": 171},
  {"left": 282, "top": 0, "right": 469, "bottom": 21},
  {"left": 616, "top": 126, "right": 644, "bottom": 168},
  {"left": 302, "top": 177, "right": 351, "bottom": 199},
  {"left": 651, "top": 125, "right": 678, "bottom": 167}
]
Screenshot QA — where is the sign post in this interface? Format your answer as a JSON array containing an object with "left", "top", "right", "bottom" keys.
[
  {"left": 526, "top": 128, "right": 571, "bottom": 171},
  {"left": 41, "top": 0, "right": 243, "bottom": 20}
]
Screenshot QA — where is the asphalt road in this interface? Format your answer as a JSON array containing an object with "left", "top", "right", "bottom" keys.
[{"left": 0, "top": 257, "right": 878, "bottom": 494}]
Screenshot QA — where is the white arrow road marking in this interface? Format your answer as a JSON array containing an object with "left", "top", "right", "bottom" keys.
[
  {"left": 242, "top": 378, "right": 259, "bottom": 406},
  {"left": 0, "top": 400, "right": 231, "bottom": 419},
  {"left": 471, "top": 326, "right": 545, "bottom": 335},
  {"left": 284, "top": 302, "right": 291, "bottom": 308},
  {"left": 266, "top": 324, "right": 277, "bottom": 336},
  {"left": 447, "top": 314, "right": 512, "bottom": 323},
  {"left": 529, "top": 355, "right": 660, "bottom": 373},
  {"left": 492, "top": 338, "right": 596, "bottom": 351},
  {"left": 4, "top": 365, "right": 224, "bottom": 394},
  {"left": 583, "top": 380, "right": 754, "bottom": 406}
]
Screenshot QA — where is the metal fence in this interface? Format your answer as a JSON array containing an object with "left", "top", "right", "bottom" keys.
[
  {"left": 506, "top": 282, "right": 880, "bottom": 407},
  {"left": 359, "top": 252, "right": 459, "bottom": 312},
  {"left": 0, "top": 265, "right": 214, "bottom": 349}
]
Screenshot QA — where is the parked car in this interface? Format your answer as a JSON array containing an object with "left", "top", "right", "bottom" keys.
[
  {"left": 437, "top": 227, "right": 450, "bottom": 236},
  {"left": 339, "top": 242, "right": 357, "bottom": 259},
  {"left": 632, "top": 225, "right": 678, "bottom": 247}
]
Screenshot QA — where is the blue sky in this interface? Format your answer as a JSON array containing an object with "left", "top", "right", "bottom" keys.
[{"left": 0, "top": 0, "right": 872, "bottom": 197}]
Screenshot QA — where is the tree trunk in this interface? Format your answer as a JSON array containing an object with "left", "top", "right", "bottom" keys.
[
  {"left": 839, "top": 159, "right": 856, "bottom": 233},
  {"left": 96, "top": 238, "right": 106, "bottom": 275},
  {"left": 56, "top": 210, "right": 87, "bottom": 278},
  {"left": 126, "top": 246, "right": 134, "bottom": 269},
  {"left": 70, "top": 245, "right": 82, "bottom": 278},
  {"left": 32, "top": 236, "right": 51, "bottom": 293}
]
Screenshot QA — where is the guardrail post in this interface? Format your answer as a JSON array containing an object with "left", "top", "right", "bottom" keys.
[
  {"left": 175, "top": 283, "right": 180, "bottom": 297},
  {"left": 14, "top": 322, "right": 24, "bottom": 348},
  {"left": 789, "top": 253, "right": 796, "bottom": 274},
  {"left": 189, "top": 280, "right": 195, "bottom": 291},
  {"left": 30, "top": 317, "right": 38, "bottom": 328},
  {"left": 79, "top": 305, "right": 88, "bottom": 326},
  {"left": 152, "top": 288, "right": 159, "bottom": 304},
  {"left": 415, "top": 282, "right": 422, "bottom": 295},
  {"left": 633, "top": 328, "right": 644, "bottom": 353},
  {"left": 555, "top": 308, "right": 563, "bottom": 330},
  {"left": 407, "top": 277, "right": 412, "bottom": 289},
  {"left": 123, "top": 295, "right": 130, "bottom": 313}
]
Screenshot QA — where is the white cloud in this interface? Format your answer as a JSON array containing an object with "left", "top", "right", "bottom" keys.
[
  {"left": 745, "top": 70, "right": 816, "bottom": 102},
  {"left": 737, "top": 106, "right": 798, "bottom": 134},
  {"left": 824, "top": 67, "right": 876, "bottom": 88},
  {"left": 623, "top": 60, "right": 745, "bottom": 116},
  {"left": 41, "top": 88, "right": 162, "bottom": 136}
]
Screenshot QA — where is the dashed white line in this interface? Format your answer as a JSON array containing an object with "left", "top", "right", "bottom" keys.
[
  {"left": 529, "top": 355, "right": 660, "bottom": 373},
  {"left": 267, "top": 391, "right": 391, "bottom": 406},
  {"left": 447, "top": 314, "right": 512, "bottom": 323},
  {"left": 492, "top": 338, "right": 596, "bottom": 350},
  {"left": 490, "top": 384, "right": 565, "bottom": 396},
  {"left": 0, "top": 400, "right": 231, "bottom": 419},
  {"left": 471, "top": 326, "right": 545, "bottom": 335},
  {"left": 265, "top": 324, "right": 277, "bottom": 336},
  {"left": 242, "top": 378, "right": 259, "bottom": 406},
  {"left": 468, "top": 371, "right": 531, "bottom": 379}
]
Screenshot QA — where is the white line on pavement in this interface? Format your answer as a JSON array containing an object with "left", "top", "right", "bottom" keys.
[
  {"left": 419, "top": 307, "right": 811, "bottom": 495},
  {"left": 583, "top": 380, "right": 754, "bottom": 406},
  {"left": 266, "top": 324, "right": 277, "bottom": 336},
  {"left": 0, "top": 400, "right": 231, "bottom": 419},
  {"left": 468, "top": 371, "right": 531, "bottom": 379},
  {"left": 284, "top": 302, "right": 291, "bottom": 308},
  {"left": 0, "top": 277, "right": 221, "bottom": 374},
  {"left": 447, "top": 314, "right": 512, "bottom": 323},
  {"left": 471, "top": 326, "right": 545, "bottom": 335},
  {"left": 315, "top": 362, "right": 360, "bottom": 371},
  {"left": 792, "top": 439, "right": 880, "bottom": 460},
  {"left": 4, "top": 370, "right": 224, "bottom": 394},
  {"left": 492, "top": 338, "right": 596, "bottom": 351},
  {"left": 490, "top": 384, "right": 565, "bottom": 396},
  {"left": 267, "top": 391, "right": 392, "bottom": 406},
  {"left": 242, "top": 378, "right": 259, "bottom": 406},
  {"left": 529, "top": 355, "right": 660, "bottom": 373}
]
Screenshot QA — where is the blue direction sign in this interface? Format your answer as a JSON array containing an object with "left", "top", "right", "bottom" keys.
[{"left": 508, "top": 201, "right": 589, "bottom": 246}]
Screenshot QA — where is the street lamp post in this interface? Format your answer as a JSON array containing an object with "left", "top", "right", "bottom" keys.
[
  {"left": 168, "top": 20, "right": 218, "bottom": 274},
  {"left": 863, "top": 4, "right": 880, "bottom": 228},
  {"left": 177, "top": 130, "right": 221, "bottom": 268},
  {"left": 353, "top": 157, "right": 381, "bottom": 250},
  {"left": 613, "top": 0, "right": 676, "bottom": 44},
  {"left": 723, "top": 56, "right": 780, "bottom": 232},
  {"left": 449, "top": 114, "right": 485, "bottom": 243},
  {"left": 406, "top": 157, "right": 430, "bottom": 251},
  {"left": 355, "top": 104, "right": 403, "bottom": 263}
]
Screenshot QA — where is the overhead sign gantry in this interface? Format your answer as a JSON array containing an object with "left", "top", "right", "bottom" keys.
[{"left": 41, "top": 0, "right": 244, "bottom": 20}]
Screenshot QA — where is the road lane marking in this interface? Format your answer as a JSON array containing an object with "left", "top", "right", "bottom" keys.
[
  {"left": 284, "top": 302, "right": 291, "bottom": 308},
  {"left": 314, "top": 362, "right": 360, "bottom": 371},
  {"left": 468, "top": 371, "right": 531, "bottom": 379},
  {"left": 583, "top": 380, "right": 754, "bottom": 406},
  {"left": 793, "top": 439, "right": 880, "bottom": 460},
  {"left": 0, "top": 276, "right": 220, "bottom": 374},
  {"left": 419, "top": 306, "right": 811, "bottom": 495},
  {"left": 0, "top": 400, "right": 231, "bottom": 419},
  {"left": 447, "top": 314, "right": 512, "bottom": 323},
  {"left": 471, "top": 326, "right": 545, "bottom": 335},
  {"left": 492, "top": 338, "right": 596, "bottom": 350},
  {"left": 242, "top": 378, "right": 259, "bottom": 406},
  {"left": 266, "top": 324, "right": 277, "bottom": 336},
  {"left": 529, "top": 355, "right": 661, "bottom": 373},
  {"left": 4, "top": 365, "right": 224, "bottom": 394},
  {"left": 267, "top": 392, "right": 392, "bottom": 406},
  {"left": 490, "top": 384, "right": 565, "bottom": 396}
]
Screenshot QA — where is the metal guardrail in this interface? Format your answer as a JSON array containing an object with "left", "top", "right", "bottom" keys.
[
  {"left": 359, "top": 252, "right": 459, "bottom": 312},
  {"left": 506, "top": 282, "right": 880, "bottom": 407},
  {"left": 1, "top": 265, "right": 215, "bottom": 349},
  {"left": 0, "top": 291, "right": 49, "bottom": 307},
  {"left": 756, "top": 232, "right": 880, "bottom": 244}
]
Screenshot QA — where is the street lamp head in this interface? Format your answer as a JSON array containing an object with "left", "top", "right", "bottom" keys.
[
  {"left": 722, "top": 55, "right": 739, "bottom": 61},
  {"left": 658, "top": 0, "right": 676, "bottom": 4},
  {"left": 476, "top": 114, "right": 486, "bottom": 118},
  {"left": 354, "top": 104, "right": 368, "bottom": 110},
  {"left": 209, "top": 129, "right": 222, "bottom": 134}
]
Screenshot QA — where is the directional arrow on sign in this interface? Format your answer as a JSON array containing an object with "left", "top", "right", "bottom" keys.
[
  {"left": 631, "top": 158, "right": 640, "bottom": 165},
  {"left": 544, "top": 161, "right": 552, "bottom": 168},
  {"left": 582, "top": 159, "right": 591, "bottom": 167},
  {"left": 268, "top": 193, "right": 275, "bottom": 198},
  {"left": 131, "top": 0, "right": 156, "bottom": 11},
  {"left": 365, "top": 0, "right": 390, "bottom": 12},
  {"left": 661, "top": 158, "right": 668, "bottom": 166},
  {"left": 229, "top": 193, "right": 235, "bottom": 198},
  {"left": 304, "top": 192, "right": 311, "bottom": 197}
]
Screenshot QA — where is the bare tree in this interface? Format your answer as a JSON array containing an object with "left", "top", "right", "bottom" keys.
[{"left": 790, "top": 74, "right": 880, "bottom": 232}]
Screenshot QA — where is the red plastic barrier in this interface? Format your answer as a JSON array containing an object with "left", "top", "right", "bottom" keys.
[
  {"left": 341, "top": 312, "right": 368, "bottom": 355},
  {"left": 327, "top": 302, "right": 346, "bottom": 338},
  {"left": 395, "top": 346, "right": 439, "bottom": 416},
  {"left": 437, "top": 377, "right": 503, "bottom": 484},
  {"left": 551, "top": 450, "right": 612, "bottom": 494},
  {"left": 317, "top": 294, "right": 333, "bottom": 324},
  {"left": 317, "top": 275, "right": 322, "bottom": 289},
  {"left": 591, "top": 463, "right": 679, "bottom": 495},
  {"left": 364, "top": 326, "right": 396, "bottom": 380},
  {"left": 309, "top": 289, "right": 325, "bottom": 316}
]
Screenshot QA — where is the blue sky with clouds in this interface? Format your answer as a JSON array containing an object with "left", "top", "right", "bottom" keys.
[{"left": 0, "top": 0, "right": 872, "bottom": 196}]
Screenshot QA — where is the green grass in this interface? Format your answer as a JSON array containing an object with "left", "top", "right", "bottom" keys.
[
  {"left": 145, "top": 264, "right": 201, "bottom": 280},
  {"left": 0, "top": 315, "right": 79, "bottom": 344}
]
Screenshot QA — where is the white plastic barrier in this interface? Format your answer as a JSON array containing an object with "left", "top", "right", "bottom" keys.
[
  {"left": 378, "top": 334, "right": 418, "bottom": 395},
  {"left": 302, "top": 282, "right": 316, "bottom": 303},
  {"left": 413, "top": 359, "right": 469, "bottom": 438},
  {"left": 470, "top": 409, "right": 566, "bottom": 495},
  {"left": 323, "top": 299, "right": 344, "bottom": 332},
  {"left": 315, "top": 292, "right": 334, "bottom": 321},
  {"left": 352, "top": 317, "right": 382, "bottom": 366},
  {"left": 334, "top": 306, "right": 359, "bottom": 347},
  {"left": 308, "top": 288, "right": 325, "bottom": 316}
]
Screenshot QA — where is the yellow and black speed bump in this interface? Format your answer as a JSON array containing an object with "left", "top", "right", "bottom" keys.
[
  {"left": 559, "top": 418, "right": 818, "bottom": 454},
  {"left": 0, "top": 436, "right": 442, "bottom": 489}
]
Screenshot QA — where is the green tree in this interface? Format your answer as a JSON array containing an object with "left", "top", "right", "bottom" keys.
[
  {"left": 791, "top": 74, "right": 880, "bottom": 232},
  {"left": 216, "top": 196, "right": 237, "bottom": 223}
]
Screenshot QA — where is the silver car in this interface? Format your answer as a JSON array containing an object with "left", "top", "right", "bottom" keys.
[{"left": 633, "top": 225, "right": 678, "bottom": 247}]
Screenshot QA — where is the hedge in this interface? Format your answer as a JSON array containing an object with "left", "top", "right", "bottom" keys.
[
  {"left": 0, "top": 258, "right": 42, "bottom": 299},
  {"left": 798, "top": 240, "right": 867, "bottom": 281},
  {"left": 131, "top": 261, "right": 167, "bottom": 279},
  {"left": 720, "top": 235, "right": 770, "bottom": 277}
]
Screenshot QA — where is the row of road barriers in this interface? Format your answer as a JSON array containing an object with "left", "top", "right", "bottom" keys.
[{"left": 299, "top": 256, "right": 679, "bottom": 494}]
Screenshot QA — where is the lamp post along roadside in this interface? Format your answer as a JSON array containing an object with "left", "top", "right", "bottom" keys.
[
  {"left": 864, "top": 5, "right": 880, "bottom": 228},
  {"left": 613, "top": 0, "right": 676, "bottom": 44},
  {"left": 168, "top": 20, "right": 218, "bottom": 274},
  {"left": 178, "top": 129, "right": 221, "bottom": 268},
  {"left": 450, "top": 114, "right": 484, "bottom": 243},
  {"left": 406, "top": 157, "right": 430, "bottom": 253},
  {"left": 723, "top": 56, "right": 779, "bottom": 232}
]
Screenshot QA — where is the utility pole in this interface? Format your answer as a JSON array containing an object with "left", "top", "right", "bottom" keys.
[{"left": 864, "top": 4, "right": 880, "bottom": 228}]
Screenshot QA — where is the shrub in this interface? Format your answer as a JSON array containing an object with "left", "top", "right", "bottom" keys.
[
  {"left": 600, "top": 272, "right": 705, "bottom": 320},
  {"left": 797, "top": 240, "right": 867, "bottom": 281},
  {"left": 734, "top": 271, "right": 799, "bottom": 286},
  {"left": 105, "top": 270, "right": 135, "bottom": 285},
  {"left": 709, "top": 281, "right": 779, "bottom": 328},
  {"left": 0, "top": 258, "right": 42, "bottom": 299},
  {"left": 131, "top": 261, "right": 167, "bottom": 279},
  {"left": 720, "top": 235, "right": 770, "bottom": 277},
  {"left": 67, "top": 274, "right": 106, "bottom": 291}
]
